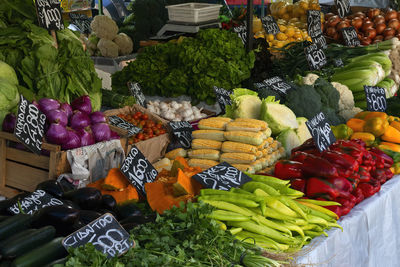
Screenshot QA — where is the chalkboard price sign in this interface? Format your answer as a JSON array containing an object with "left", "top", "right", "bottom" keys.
[
  {"left": 8, "top": 190, "right": 63, "bottom": 215},
  {"left": 341, "top": 27, "right": 360, "bottom": 47},
  {"left": 304, "top": 43, "right": 327, "bottom": 71},
  {"left": 262, "top": 76, "right": 293, "bottom": 95},
  {"left": 14, "top": 95, "right": 47, "bottom": 155},
  {"left": 127, "top": 82, "right": 147, "bottom": 108},
  {"left": 169, "top": 121, "right": 193, "bottom": 149},
  {"left": 233, "top": 21, "right": 247, "bottom": 45},
  {"left": 335, "top": 0, "right": 351, "bottom": 18},
  {"left": 63, "top": 213, "right": 133, "bottom": 258},
  {"left": 193, "top": 162, "right": 252, "bottom": 191},
  {"left": 69, "top": 13, "right": 92, "bottom": 34},
  {"left": 35, "top": 0, "right": 64, "bottom": 31},
  {"left": 120, "top": 145, "right": 158, "bottom": 196},
  {"left": 364, "top": 86, "right": 387, "bottom": 112},
  {"left": 261, "top": 16, "right": 280, "bottom": 35},
  {"left": 306, "top": 112, "right": 336, "bottom": 152},
  {"left": 307, "top": 10, "right": 327, "bottom": 49},
  {"left": 108, "top": 116, "right": 141, "bottom": 137},
  {"left": 214, "top": 86, "right": 232, "bottom": 114}
]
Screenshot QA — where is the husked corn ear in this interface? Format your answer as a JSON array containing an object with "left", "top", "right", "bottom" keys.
[
  {"left": 188, "top": 159, "right": 219, "bottom": 169},
  {"left": 267, "top": 137, "right": 274, "bottom": 144},
  {"left": 262, "top": 128, "right": 272, "bottom": 138},
  {"left": 213, "top": 117, "right": 233, "bottom": 122},
  {"left": 226, "top": 121, "right": 261, "bottom": 132},
  {"left": 220, "top": 153, "right": 257, "bottom": 164},
  {"left": 193, "top": 130, "right": 225, "bottom": 141},
  {"left": 251, "top": 160, "right": 263, "bottom": 172},
  {"left": 198, "top": 117, "right": 230, "bottom": 131},
  {"left": 270, "top": 141, "right": 279, "bottom": 151},
  {"left": 221, "top": 141, "right": 258, "bottom": 154},
  {"left": 231, "top": 164, "right": 255, "bottom": 174},
  {"left": 262, "top": 148, "right": 268, "bottom": 157},
  {"left": 165, "top": 148, "right": 187, "bottom": 160},
  {"left": 224, "top": 131, "right": 263, "bottom": 146},
  {"left": 260, "top": 157, "right": 269, "bottom": 169},
  {"left": 262, "top": 155, "right": 273, "bottom": 168},
  {"left": 234, "top": 118, "right": 268, "bottom": 130},
  {"left": 255, "top": 151, "right": 263, "bottom": 159},
  {"left": 192, "top": 139, "right": 222, "bottom": 150},
  {"left": 257, "top": 140, "right": 269, "bottom": 150},
  {"left": 188, "top": 149, "right": 220, "bottom": 161},
  {"left": 258, "top": 166, "right": 274, "bottom": 175}
]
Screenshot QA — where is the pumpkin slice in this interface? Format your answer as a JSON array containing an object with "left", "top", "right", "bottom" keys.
[
  {"left": 102, "top": 168, "right": 130, "bottom": 191},
  {"left": 145, "top": 182, "right": 177, "bottom": 214},
  {"left": 173, "top": 169, "right": 194, "bottom": 196},
  {"left": 101, "top": 185, "right": 139, "bottom": 204},
  {"left": 87, "top": 178, "right": 105, "bottom": 190}
]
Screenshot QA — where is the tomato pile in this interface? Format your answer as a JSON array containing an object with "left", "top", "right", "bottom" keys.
[{"left": 118, "top": 111, "right": 167, "bottom": 144}]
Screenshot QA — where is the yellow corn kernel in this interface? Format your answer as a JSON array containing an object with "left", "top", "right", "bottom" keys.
[
  {"left": 192, "top": 130, "right": 225, "bottom": 141},
  {"left": 267, "top": 137, "right": 274, "bottom": 144},
  {"left": 226, "top": 121, "right": 261, "bottom": 132},
  {"left": 224, "top": 131, "right": 263, "bottom": 146},
  {"left": 231, "top": 164, "right": 255, "bottom": 174},
  {"left": 270, "top": 140, "right": 279, "bottom": 151},
  {"left": 188, "top": 159, "right": 219, "bottom": 170},
  {"left": 255, "top": 151, "right": 263, "bottom": 159},
  {"left": 198, "top": 117, "right": 230, "bottom": 131},
  {"left": 220, "top": 153, "right": 257, "bottom": 164},
  {"left": 187, "top": 149, "right": 220, "bottom": 161},
  {"left": 262, "top": 148, "right": 269, "bottom": 157},
  {"left": 192, "top": 139, "right": 222, "bottom": 150},
  {"left": 257, "top": 140, "right": 269, "bottom": 150},
  {"left": 222, "top": 141, "right": 258, "bottom": 154},
  {"left": 234, "top": 118, "right": 268, "bottom": 130}
]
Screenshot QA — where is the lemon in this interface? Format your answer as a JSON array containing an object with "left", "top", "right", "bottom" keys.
[{"left": 276, "top": 32, "right": 288, "bottom": 41}]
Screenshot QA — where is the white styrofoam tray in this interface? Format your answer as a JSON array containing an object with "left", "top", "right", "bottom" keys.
[{"left": 166, "top": 3, "right": 222, "bottom": 24}]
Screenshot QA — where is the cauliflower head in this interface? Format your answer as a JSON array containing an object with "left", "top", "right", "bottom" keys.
[
  {"left": 303, "top": 73, "right": 319, "bottom": 85},
  {"left": 339, "top": 107, "right": 363, "bottom": 121},
  {"left": 331, "top": 82, "right": 355, "bottom": 111},
  {"left": 90, "top": 15, "right": 118, "bottom": 40},
  {"left": 114, "top": 33, "right": 133, "bottom": 56},
  {"left": 97, "top": 39, "right": 119, "bottom": 58}
]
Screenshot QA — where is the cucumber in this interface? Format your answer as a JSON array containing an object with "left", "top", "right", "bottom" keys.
[
  {"left": 1, "top": 226, "right": 56, "bottom": 259},
  {"left": 12, "top": 237, "right": 67, "bottom": 267},
  {"left": 0, "top": 215, "right": 32, "bottom": 240},
  {"left": 0, "top": 229, "right": 37, "bottom": 252}
]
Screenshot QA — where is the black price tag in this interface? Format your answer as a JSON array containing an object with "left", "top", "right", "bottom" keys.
[
  {"left": 261, "top": 16, "right": 280, "bottom": 35},
  {"left": 214, "top": 86, "right": 232, "bottom": 114},
  {"left": 127, "top": 82, "right": 146, "bottom": 108},
  {"left": 306, "top": 112, "right": 336, "bottom": 152},
  {"left": 63, "top": 213, "right": 133, "bottom": 258},
  {"left": 35, "top": 0, "right": 64, "bottom": 30},
  {"left": 261, "top": 76, "right": 294, "bottom": 96},
  {"left": 364, "top": 86, "right": 387, "bottom": 112},
  {"left": 233, "top": 21, "right": 247, "bottom": 45},
  {"left": 335, "top": 0, "right": 351, "bottom": 18},
  {"left": 333, "top": 58, "right": 344, "bottom": 67},
  {"left": 168, "top": 121, "right": 193, "bottom": 149},
  {"left": 341, "top": 27, "right": 360, "bottom": 47},
  {"left": 304, "top": 43, "right": 327, "bottom": 71},
  {"left": 14, "top": 95, "right": 46, "bottom": 155},
  {"left": 69, "top": 13, "right": 92, "bottom": 34},
  {"left": 307, "top": 10, "right": 327, "bottom": 49},
  {"left": 108, "top": 116, "right": 141, "bottom": 137},
  {"left": 8, "top": 190, "right": 63, "bottom": 215},
  {"left": 193, "top": 162, "right": 252, "bottom": 191},
  {"left": 120, "top": 145, "right": 158, "bottom": 196}
]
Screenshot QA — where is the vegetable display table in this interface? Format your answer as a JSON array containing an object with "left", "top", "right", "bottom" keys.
[{"left": 298, "top": 176, "right": 400, "bottom": 266}]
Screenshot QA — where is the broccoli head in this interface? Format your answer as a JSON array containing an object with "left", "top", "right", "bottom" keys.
[
  {"left": 313, "top": 78, "right": 340, "bottom": 112},
  {"left": 285, "top": 84, "right": 322, "bottom": 120}
]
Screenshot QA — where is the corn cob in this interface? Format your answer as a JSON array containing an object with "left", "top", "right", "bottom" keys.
[
  {"left": 261, "top": 155, "right": 272, "bottom": 168},
  {"left": 231, "top": 164, "right": 255, "bottom": 174},
  {"left": 221, "top": 141, "right": 258, "bottom": 154},
  {"left": 262, "top": 128, "right": 272, "bottom": 138},
  {"left": 188, "top": 159, "right": 219, "bottom": 169},
  {"left": 226, "top": 121, "right": 261, "bottom": 132},
  {"left": 188, "top": 149, "right": 220, "bottom": 161},
  {"left": 165, "top": 148, "right": 187, "bottom": 160},
  {"left": 198, "top": 117, "right": 231, "bottom": 131},
  {"left": 192, "top": 139, "right": 222, "bottom": 150},
  {"left": 257, "top": 140, "right": 269, "bottom": 150},
  {"left": 255, "top": 150, "right": 263, "bottom": 159},
  {"left": 193, "top": 130, "right": 225, "bottom": 141},
  {"left": 220, "top": 153, "right": 257, "bottom": 164},
  {"left": 224, "top": 131, "right": 263, "bottom": 146},
  {"left": 234, "top": 118, "right": 268, "bottom": 130},
  {"left": 266, "top": 137, "right": 274, "bottom": 144},
  {"left": 251, "top": 159, "right": 263, "bottom": 172},
  {"left": 262, "top": 148, "right": 269, "bottom": 157},
  {"left": 258, "top": 166, "right": 274, "bottom": 175}
]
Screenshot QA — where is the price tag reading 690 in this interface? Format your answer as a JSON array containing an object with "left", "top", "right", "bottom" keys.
[
  {"left": 364, "top": 86, "right": 387, "bottom": 112},
  {"left": 304, "top": 43, "right": 327, "bottom": 70}
]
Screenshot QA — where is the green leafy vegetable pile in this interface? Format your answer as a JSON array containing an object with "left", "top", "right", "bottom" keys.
[
  {"left": 62, "top": 202, "right": 281, "bottom": 267},
  {"left": 0, "top": 0, "right": 102, "bottom": 110},
  {"left": 112, "top": 29, "right": 255, "bottom": 104}
]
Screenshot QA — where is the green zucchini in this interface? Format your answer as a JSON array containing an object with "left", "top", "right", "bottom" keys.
[
  {"left": 0, "top": 229, "right": 37, "bottom": 252},
  {"left": 12, "top": 237, "right": 67, "bottom": 267},
  {"left": 0, "top": 215, "right": 32, "bottom": 240},
  {"left": 1, "top": 226, "right": 56, "bottom": 259}
]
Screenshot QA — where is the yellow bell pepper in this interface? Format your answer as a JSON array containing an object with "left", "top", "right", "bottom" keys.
[
  {"left": 346, "top": 118, "right": 366, "bottom": 132},
  {"left": 350, "top": 132, "right": 375, "bottom": 146},
  {"left": 379, "top": 142, "right": 400, "bottom": 152},
  {"left": 354, "top": 111, "right": 371, "bottom": 120},
  {"left": 381, "top": 125, "right": 400, "bottom": 143},
  {"left": 364, "top": 112, "right": 388, "bottom": 121},
  {"left": 390, "top": 121, "right": 400, "bottom": 132},
  {"left": 391, "top": 162, "right": 400, "bottom": 174},
  {"left": 331, "top": 124, "right": 353, "bottom": 140},
  {"left": 363, "top": 117, "right": 389, "bottom": 137}
]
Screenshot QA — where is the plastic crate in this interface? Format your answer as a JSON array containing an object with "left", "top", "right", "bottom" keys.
[{"left": 166, "top": 3, "right": 222, "bottom": 24}]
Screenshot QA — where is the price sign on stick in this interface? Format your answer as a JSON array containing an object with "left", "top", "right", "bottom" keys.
[
  {"left": 261, "top": 76, "right": 294, "bottom": 96},
  {"left": 304, "top": 43, "right": 327, "bottom": 70},
  {"left": 108, "top": 116, "right": 141, "bottom": 137},
  {"left": 14, "top": 95, "right": 46, "bottom": 155},
  {"left": 169, "top": 121, "right": 193, "bottom": 149},
  {"left": 193, "top": 162, "right": 252, "bottom": 191},
  {"left": 120, "top": 145, "right": 158, "bottom": 196},
  {"left": 306, "top": 112, "right": 336, "bottom": 152},
  {"left": 127, "top": 82, "right": 147, "bottom": 108},
  {"left": 335, "top": 0, "right": 351, "bottom": 18},
  {"left": 341, "top": 27, "right": 360, "bottom": 47},
  {"left": 307, "top": 10, "right": 327, "bottom": 49},
  {"left": 261, "top": 16, "right": 280, "bottom": 35},
  {"left": 233, "top": 21, "right": 247, "bottom": 45},
  {"left": 35, "top": 0, "right": 64, "bottom": 30},
  {"left": 364, "top": 86, "right": 387, "bottom": 112},
  {"left": 69, "top": 13, "right": 92, "bottom": 34},
  {"left": 214, "top": 86, "right": 232, "bottom": 114},
  {"left": 63, "top": 213, "right": 133, "bottom": 258},
  {"left": 8, "top": 190, "right": 63, "bottom": 215}
]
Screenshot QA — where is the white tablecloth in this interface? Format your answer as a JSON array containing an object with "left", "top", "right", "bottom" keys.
[{"left": 297, "top": 176, "right": 400, "bottom": 267}]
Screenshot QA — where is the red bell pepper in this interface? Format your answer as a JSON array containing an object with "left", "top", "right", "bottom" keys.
[
  {"left": 300, "top": 153, "right": 339, "bottom": 179},
  {"left": 358, "top": 182, "right": 379, "bottom": 198},
  {"left": 327, "top": 177, "right": 353, "bottom": 195},
  {"left": 274, "top": 160, "right": 303, "bottom": 179},
  {"left": 330, "top": 145, "right": 364, "bottom": 164},
  {"left": 369, "top": 147, "right": 394, "bottom": 168},
  {"left": 370, "top": 169, "right": 387, "bottom": 184},
  {"left": 335, "top": 166, "right": 353, "bottom": 179},
  {"left": 322, "top": 150, "right": 359, "bottom": 171},
  {"left": 336, "top": 195, "right": 356, "bottom": 210},
  {"left": 384, "top": 168, "right": 394, "bottom": 180},
  {"left": 291, "top": 138, "right": 316, "bottom": 156},
  {"left": 291, "top": 151, "right": 309, "bottom": 163},
  {"left": 352, "top": 187, "right": 364, "bottom": 204},
  {"left": 358, "top": 166, "right": 371, "bottom": 183},
  {"left": 325, "top": 205, "right": 342, "bottom": 218},
  {"left": 306, "top": 177, "right": 340, "bottom": 200},
  {"left": 290, "top": 178, "right": 306, "bottom": 193}
]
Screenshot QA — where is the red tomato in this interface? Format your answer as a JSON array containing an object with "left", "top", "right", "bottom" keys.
[
  {"left": 141, "top": 114, "right": 149, "bottom": 120},
  {"left": 137, "top": 133, "right": 144, "bottom": 140},
  {"left": 135, "top": 111, "right": 142, "bottom": 117},
  {"left": 156, "top": 123, "right": 163, "bottom": 129}
]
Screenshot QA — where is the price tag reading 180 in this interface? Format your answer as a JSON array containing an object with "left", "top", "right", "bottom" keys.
[
  {"left": 304, "top": 43, "right": 327, "bottom": 70},
  {"left": 306, "top": 112, "right": 336, "bottom": 152},
  {"left": 364, "top": 86, "right": 387, "bottom": 112}
]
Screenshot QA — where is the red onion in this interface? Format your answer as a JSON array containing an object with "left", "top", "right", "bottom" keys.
[
  {"left": 46, "top": 123, "right": 68, "bottom": 145},
  {"left": 2, "top": 113, "right": 16, "bottom": 133},
  {"left": 70, "top": 111, "right": 91, "bottom": 130},
  {"left": 91, "top": 123, "right": 111, "bottom": 142},
  {"left": 62, "top": 129, "right": 81, "bottom": 150},
  {"left": 39, "top": 98, "right": 60, "bottom": 114},
  {"left": 90, "top": 111, "right": 106, "bottom": 124},
  {"left": 110, "top": 131, "right": 120, "bottom": 140},
  {"left": 76, "top": 128, "right": 95, "bottom": 147},
  {"left": 46, "top": 109, "right": 68, "bottom": 126},
  {"left": 60, "top": 103, "right": 73, "bottom": 119},
  {"left": 71, "top": 95, "right": 92, "bottom": 114}
]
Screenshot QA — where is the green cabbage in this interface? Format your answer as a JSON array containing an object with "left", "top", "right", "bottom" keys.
[
  {"left": 0, "top": 60, "right": 18, "bottom": 85},
  {"left": 225, "top": 88, "right": 261, "bottom": 119},
  {"left": 277, "top": 129, "right": 301, "bottom": 157}
]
